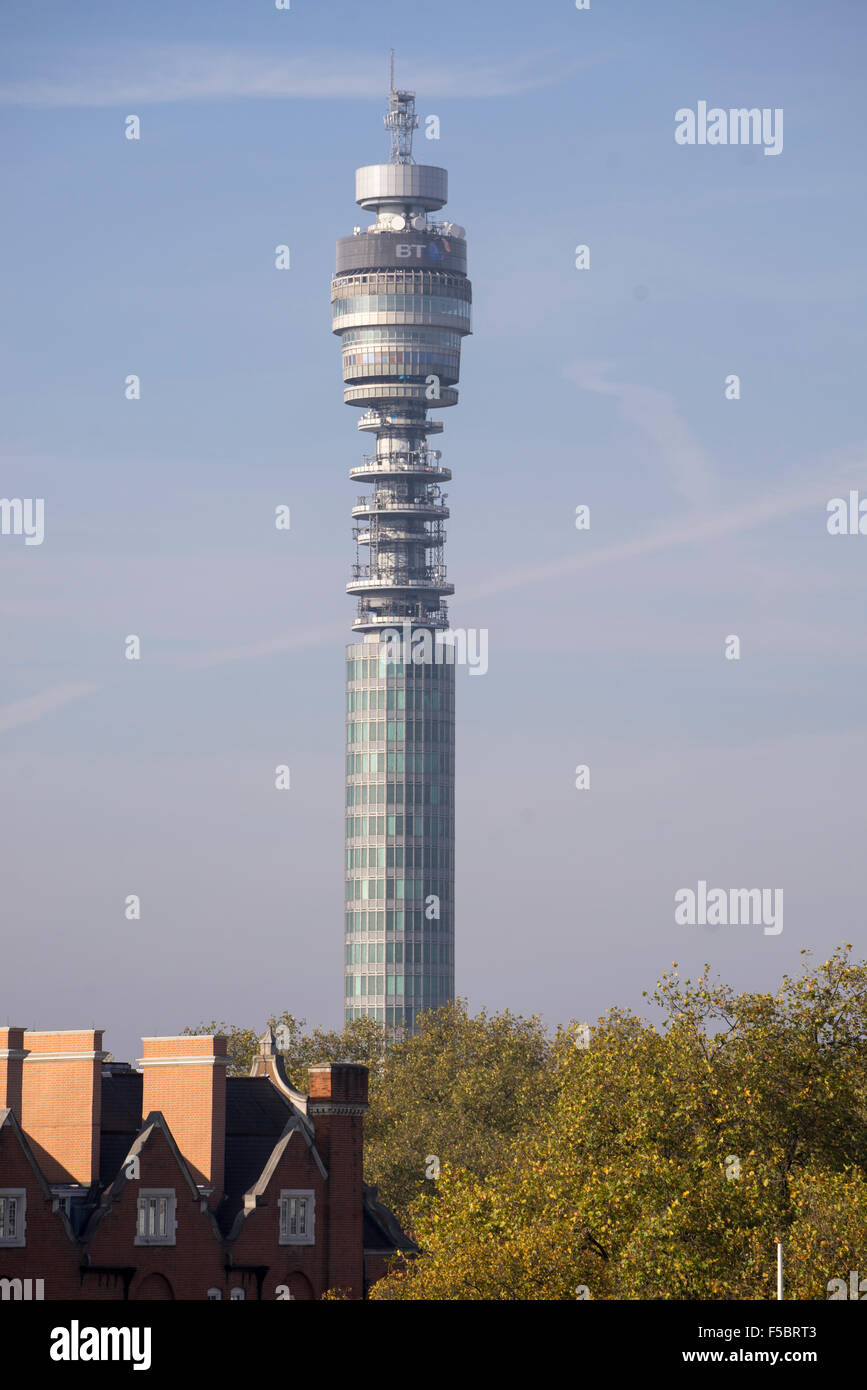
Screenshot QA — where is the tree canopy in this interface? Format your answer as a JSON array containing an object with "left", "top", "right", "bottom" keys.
[{"left": 185, "top": 946, "right": 867, "bottom": 1299}]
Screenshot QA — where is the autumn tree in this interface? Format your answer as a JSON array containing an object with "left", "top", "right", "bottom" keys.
[
  {"left": 362, "top": 1002, "right": 553, "bottom": 1215},
  {"left": 183, "top": 1000, "right": 553, "bottom": 1218},
  {"left": 182, "top": 1012, "right": 387, "bottom": 1085},
  {"left": 372, "top": 947, "right": 867, "bottom": 1299}
]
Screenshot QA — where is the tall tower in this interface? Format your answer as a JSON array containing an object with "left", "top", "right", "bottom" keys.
[{"left": 334, "top": 67, "right": 471, "bottom": 1032}]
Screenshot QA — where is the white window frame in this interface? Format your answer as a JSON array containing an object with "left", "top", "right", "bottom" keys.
[
  {"left": 207, "top": 1288, "right": 222, "bottom": 1301},
  {"left": 0, "top": 1191, "right": 26, "bottom": 1247},
  {"left": 278, "top": 1189, "right": 315, "bottom": 1246},
  {"left": 50, "top": 1185, "right": 81, "bottom": 1217},
  {"left": 134, "top": 1189, "right": 177, "bottom": 1246},
  {"left": 229, "top": 1287, "right": 245, "bottom": 1300}
]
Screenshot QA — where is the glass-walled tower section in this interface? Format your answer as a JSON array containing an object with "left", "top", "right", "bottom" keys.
[
  {"left": 345, "top": 645, "right": 454, "bottom": 1028},
  {"left": 334, "top": 77, "right": 470, "bottom": 1032}
]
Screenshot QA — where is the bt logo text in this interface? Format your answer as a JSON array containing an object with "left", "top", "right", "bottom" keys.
[
  {"left": 0, "top": 497, "right": 44, "bottom": 545},
  {"left": 675, "top": 103, "right": 783, "bottom": 156}
]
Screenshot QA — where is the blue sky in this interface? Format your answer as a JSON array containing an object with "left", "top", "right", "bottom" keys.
[{"left": 1, "top": 0, "right": 865, "bottom": 1064}]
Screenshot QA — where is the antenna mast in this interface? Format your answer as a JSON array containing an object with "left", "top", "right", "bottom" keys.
[{"left": 384, "top": 50, "right": 418, "bottom": 165}]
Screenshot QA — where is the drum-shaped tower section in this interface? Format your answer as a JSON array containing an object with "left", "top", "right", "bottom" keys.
[{"left": 334, "top": 78, "right": 471, "bottom": 1031}]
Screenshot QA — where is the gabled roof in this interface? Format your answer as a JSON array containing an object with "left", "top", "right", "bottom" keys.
[
  {"left": 227, "top": 1075, "right": 295, "bottom": 1136},
  {"left": 222, "top": 1115, "right": 328, "bottom": 1241},
  {"left": 0, "top": 1108, "right": 77, "bottom": 1244},
  {"left": 97, "top": 1055, "right": 321, "bottom": 1235},
  {"left": 219, "top": 1076, "right": 295, "bottom": 1234},
  {"left": 208, "top": 1027, "right": 335, "bottom": 1234},
  {"left": 8, "top": 1048, "right": 415, "bottom": 1270},
  {"left": 82, "top": 1110, "right": 223, "bottom": 1246}
]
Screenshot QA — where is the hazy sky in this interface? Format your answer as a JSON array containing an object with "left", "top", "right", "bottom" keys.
[{"left": 1, "top": 0, "right": 865, "bottom": 1066}]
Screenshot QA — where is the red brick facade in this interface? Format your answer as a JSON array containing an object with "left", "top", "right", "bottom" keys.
[{"left": 0, "top": 1027, "right": 412, "bottom": 1301}]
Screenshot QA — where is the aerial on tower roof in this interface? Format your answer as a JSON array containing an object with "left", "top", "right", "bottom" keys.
[{"left": 385, "top": 50, "right": 418, "bottom": 165}]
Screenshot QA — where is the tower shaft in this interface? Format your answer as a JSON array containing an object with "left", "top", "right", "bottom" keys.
[{"left": 333, "top": 75, "right": 471, "bottom": 1032}]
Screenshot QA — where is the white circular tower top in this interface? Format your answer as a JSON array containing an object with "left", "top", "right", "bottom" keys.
[{"left": 355, "top": 164, "right": 448, "bottom": 213}]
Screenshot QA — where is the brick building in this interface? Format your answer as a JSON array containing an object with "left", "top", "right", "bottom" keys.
[{"left": 0, "top": 1026, "right": 412, "bottom": 1300}]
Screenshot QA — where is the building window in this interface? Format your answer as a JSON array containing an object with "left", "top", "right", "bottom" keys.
[
  {"left": 229, "top": 1287, "right": 245, "bottom": 1301},
  {"left": 279, "top": 1190, "right": 315, "bottom": 1245},
  {"left": 135, "top": 1189, "right": 177, "bottom": 1245},
  {"left": 0, "top": 1191, "right": 25, "bottom": 1246},
  {"left": 207, "top": 1288, "right": 222, "bottom": 1300}
]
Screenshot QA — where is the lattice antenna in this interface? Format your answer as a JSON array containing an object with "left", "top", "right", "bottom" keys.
[{"left": 383, "top": 50, "right": 418, "bottom": 164}]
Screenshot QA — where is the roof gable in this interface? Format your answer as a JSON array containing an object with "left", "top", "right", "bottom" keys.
[
  {"left": 0, "top": 1108, "right": 77, "bottom": 1243},
  {"left": 223, "top": 1117, "right": 327, "bottom": 1242},
  {"left": 82, "top": 1111, "right": 222, "bottom": 1245}
]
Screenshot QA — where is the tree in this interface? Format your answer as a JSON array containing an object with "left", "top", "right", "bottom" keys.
[
  {"left": 372, "top": 947, "right": 867, "bottom": 1299},
  {"left": 363, "top": 1001, "right": 553, "bottom": 1215},
  {"left": 182, "top": 1012, "right": 388, "bottom": 1085},
  {"left": 183, "top": 1001, "right": 554, "bottom": 1218}
]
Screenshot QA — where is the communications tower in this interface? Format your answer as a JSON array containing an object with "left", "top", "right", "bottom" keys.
[{"left": 334, "top": 65, "right": 472, "bottom": 1030}]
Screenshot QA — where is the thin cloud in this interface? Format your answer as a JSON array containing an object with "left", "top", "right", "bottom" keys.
[
  {"left": 0, "top": 46, "right": 591, "bottom": 108},
  {"left": 176, "top": 474, "right": 850, "bottom": 661},
  {"left": 566, "top": 360, "right": 718, "bottom": 510},
  {"left": 0, "top": 683, "right": 99, "bottom": 734},
  {"left": 462, "top": 480, "right": 838, "bottom": 603}
]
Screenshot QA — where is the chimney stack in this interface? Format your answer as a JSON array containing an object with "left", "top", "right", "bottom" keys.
[
  {"left": 18, "top": 1029, "right": 105, "bottom": 1182},
  {"left": 0, "top": 1027, "right": 26, "bottom": 1120},
  {"left": 307, "top": 1062, "right": 368, "bottom": 1296},
  {"left": 139, "top": 1036, "right": 227, "bottom": 1206}
]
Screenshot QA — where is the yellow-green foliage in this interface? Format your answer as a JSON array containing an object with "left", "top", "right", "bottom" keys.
[
  {"left": 186, "top": 947, "right": 866, "bottom": 1300},
  {"left": 372, "top": 947, "right": 866, "bottom": 1300}
]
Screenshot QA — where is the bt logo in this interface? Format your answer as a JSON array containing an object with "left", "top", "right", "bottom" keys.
[{"left": 395, "top": 240, "right": 450, "bottom": 261}]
